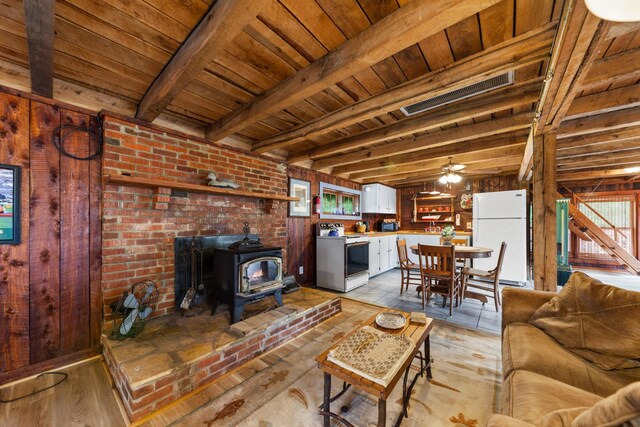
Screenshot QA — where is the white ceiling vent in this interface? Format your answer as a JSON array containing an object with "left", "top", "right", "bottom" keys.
[{"left": 400, "top": 71, "right": 514, "bottom": 116}]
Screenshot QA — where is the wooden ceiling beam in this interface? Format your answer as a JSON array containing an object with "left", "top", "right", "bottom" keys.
[
  {"left": 557, "top": 168, "right": 639, "bottom": 181},
  {"left": 251, "top": 22, "right": 555, "bottom": 153},
  {"left": 557, "top": 106, "right": 640, "bottom": 138},
  {"left": 377, "top": 157, "right": 523, "bottom": 185},
  {"left": 606, "top": 22, "right": 640, "bottom": 40},
  {"left": 347, "top": 144, "right": 525, "bottom": 180},
  {"left": 557, "top": 125, "right": 640, "bottom": 149},
  {"left": 329, "top": 130, "right": 527, "bottom": 175},
  {"left": 565, "top": 83, "right": 640, "bottom": 120},
  {"left": 557, "top": 139, "right": 640, "bottom": 159},
  {"left": 580, "top": 47, "right": 640, "bottom": 90},
  {"left": 535, "top": 0, "right": 608, "bottom": 135},
  {"left": 135, "top": 0, "right": 264, "bottom": 122},
  {"left": 290, "top": 79, "right": 540, "bottom": 164},
  {"left": 517, "top": 129, "right": 534, "bottom": 181},
  {"left": 312, "top": 113, "right": 532, "bottom": 170},
  {"left": 206, "top": 0, "right": 508, "bottom": 143},
  {"left": 23, "top": 0, "right": 55, "bottom": 98},
  {"left": 558, "top": 151, "right": 640, "bottom": 170}
]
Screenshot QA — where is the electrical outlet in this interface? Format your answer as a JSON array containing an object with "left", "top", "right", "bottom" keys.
[{"left": 299, "top": 266, "right": 304, "bottom": 275}]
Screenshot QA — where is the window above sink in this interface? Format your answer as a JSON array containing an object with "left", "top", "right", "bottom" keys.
[{"left": 319, "top": 182, "right": 362, "bottom": 220}]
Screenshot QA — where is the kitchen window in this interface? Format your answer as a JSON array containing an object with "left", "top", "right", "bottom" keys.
[{"left": 319, "top": 182, "right": 362, "bottom": 220}]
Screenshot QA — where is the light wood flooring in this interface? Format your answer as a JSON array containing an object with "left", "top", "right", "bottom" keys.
[{"left": 0, "top": 356, "right": 128, "bottom": 427}]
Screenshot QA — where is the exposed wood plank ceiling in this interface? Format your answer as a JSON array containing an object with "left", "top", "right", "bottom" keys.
[{"left": 2, "top": 0, "right": 639, "bottom": 186}]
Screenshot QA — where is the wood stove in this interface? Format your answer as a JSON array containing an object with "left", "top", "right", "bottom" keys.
[
  {"left": 175, "top": 231, "right": 285, "bottom": 324},
  {"left": 211, "top": 245, "right": 284, "bottom": 324}
]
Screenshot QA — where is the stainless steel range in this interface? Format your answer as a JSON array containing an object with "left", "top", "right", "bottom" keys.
[{"left": 316, "top": 223, "right": 369, "bottom": 292}]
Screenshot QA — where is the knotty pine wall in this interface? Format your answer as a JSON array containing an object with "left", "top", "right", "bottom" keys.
[{"left": 0, "top": 91, "right": 101, "bottom": 382}]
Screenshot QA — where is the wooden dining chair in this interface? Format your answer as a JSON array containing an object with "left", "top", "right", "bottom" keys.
[
  {"left": 462, "top": 242, "right": 507, "bottom": 311},
  {"left": 416, "top": 244, "right": 461, "bottom": 315},
  {"left": 439, "top": 237, "right": 469, "bottom": 270},
  {"left": 396, "top": 239, "right": 421, "bottom": 294}
]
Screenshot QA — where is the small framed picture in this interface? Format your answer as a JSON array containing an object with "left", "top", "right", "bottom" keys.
[
  {"left": 288, "top": 178, "right": 311, "bottom": 217},
  {"left": 0, "top": 164, "right": 21, "bottom": 244}
]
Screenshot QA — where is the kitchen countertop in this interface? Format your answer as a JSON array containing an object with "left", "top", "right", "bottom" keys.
[{"left": 345, "top": 230, "right": 473, "bottom": 236}]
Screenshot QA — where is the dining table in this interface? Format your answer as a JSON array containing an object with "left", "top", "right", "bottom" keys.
[{"left": 409, "top": 244, "right": 494, "bottom": 303}]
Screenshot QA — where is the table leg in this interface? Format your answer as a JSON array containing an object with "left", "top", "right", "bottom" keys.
[
  {"left": 323, "top": 373, "right": 331, "bottom": 427},
  {"left": 378, "top": 398, "right": 386, "bottom": 427},
  {"left": 425, "top": 336, "right": 432, "bottom": 380}
]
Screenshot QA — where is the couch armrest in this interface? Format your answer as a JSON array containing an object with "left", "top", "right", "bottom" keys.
[
  {"left": 501, "top": 288, "right": 555, "bottom": 332},
  {"left": 487, "top": 414, "right": 535, "bottom": 427}
]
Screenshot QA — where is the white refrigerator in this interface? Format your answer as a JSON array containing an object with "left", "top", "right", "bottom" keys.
[{"left": 472, "top": 189, "right": 527, "bottom": 284}]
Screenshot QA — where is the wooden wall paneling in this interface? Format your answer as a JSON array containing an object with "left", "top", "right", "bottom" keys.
[
  {"left": 0, "top": 93, "right": 30, "bottom": 372},
  {"left": 58, "top": 109, "right": 91, "bottom": 354},
  {"left": 88, "top": 115, "right": 101, "bottom": 349},
  {"left": 28, "top": 101, "right": 61, "bottom": 364},
  {"left": 286, "top": 166, "right": 362, "bottom": 286}
]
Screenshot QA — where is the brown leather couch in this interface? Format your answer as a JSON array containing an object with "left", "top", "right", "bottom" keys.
[{"left": 487, "top": 272, "right": 640, "bottom": 426}]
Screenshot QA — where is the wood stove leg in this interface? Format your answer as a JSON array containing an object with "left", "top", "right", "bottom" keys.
[
  {"left": 231, "top": 305, "right": 244, "bottom": 324},
  {"left": 273, "top": 290, "right": 283, "bottom": 307}
]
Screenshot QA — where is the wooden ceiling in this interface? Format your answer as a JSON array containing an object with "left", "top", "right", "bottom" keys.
[{"left": 2, "top": 0, "right": 639, "bottom": 187}]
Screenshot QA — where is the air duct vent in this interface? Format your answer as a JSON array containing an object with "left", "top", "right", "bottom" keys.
[{"left": 400, "top": 71, "right": 514, "bottom": 116}]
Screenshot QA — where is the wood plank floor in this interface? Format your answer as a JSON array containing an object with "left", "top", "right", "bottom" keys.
[{"left": 0, "top": 356, "right": 128, "bottom": 427}]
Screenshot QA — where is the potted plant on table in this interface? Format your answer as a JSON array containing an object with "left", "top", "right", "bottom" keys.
[{"left": 441, "top": 225, "right": 456, "bottom": 245}]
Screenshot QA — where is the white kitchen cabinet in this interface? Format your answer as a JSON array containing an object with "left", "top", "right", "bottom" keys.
[
  {"left": 368, "top": 235, "right": 398, "bottom": 277},
  {"left": 362, "top": 184, "right": 397, "bottom": 214},
  {"left": 379, "top": 236, "right": 390, "bottom": 272},
  {"left": 369, "top": 237, "right": 380, "bottom": 276}
]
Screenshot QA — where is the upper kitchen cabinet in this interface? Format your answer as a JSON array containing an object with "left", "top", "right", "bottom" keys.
[{"left": 362, "top": 184, "right": 397, "bottom": 214}]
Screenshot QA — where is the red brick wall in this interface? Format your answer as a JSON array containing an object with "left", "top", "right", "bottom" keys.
[{"left": 101, "top": 115, "right": 288, "bottom": 327}]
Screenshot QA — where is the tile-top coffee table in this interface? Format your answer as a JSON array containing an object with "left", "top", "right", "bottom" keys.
[{"left": 315, "top": 310, "right": 434, "bottom": 427}]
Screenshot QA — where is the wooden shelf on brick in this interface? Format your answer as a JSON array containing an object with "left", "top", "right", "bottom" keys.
[{"left": 104, "top": 174, "right": 297, "bottom": 212}]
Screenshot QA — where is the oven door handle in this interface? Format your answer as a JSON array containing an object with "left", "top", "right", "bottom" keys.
[{"left": 346, "top": 241, "right": 370, "bottom": 247}]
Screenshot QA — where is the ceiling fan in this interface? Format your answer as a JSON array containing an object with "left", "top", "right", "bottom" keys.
[
  {"left": 438, "top": 157, "right": 466, "bottom": 184},
  {"left": 438, "top": 157, "right": 502, "bottom": 184}
]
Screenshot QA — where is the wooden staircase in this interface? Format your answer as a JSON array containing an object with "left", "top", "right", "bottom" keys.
[{"left": 560, "top": 192, "right": 640, "bottom": 275}]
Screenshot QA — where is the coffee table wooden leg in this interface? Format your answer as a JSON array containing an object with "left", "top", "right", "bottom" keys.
[
  {"left": 425, "top": 337, "right": 432, "bottom": 380},
  {"left": 323, "top": 373, "right": 331, "bottom": 427},
  {"left": 378, "top": 397, "right": 386, "bottom": 427}
]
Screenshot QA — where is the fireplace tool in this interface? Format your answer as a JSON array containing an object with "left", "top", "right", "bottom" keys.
[{"left": 179, "top": 236, "right": 204, "bottom": 314}]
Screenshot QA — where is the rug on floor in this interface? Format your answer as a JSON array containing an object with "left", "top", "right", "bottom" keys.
[{"left": 169, "top": 300, "right": 501, "bottom": 427}]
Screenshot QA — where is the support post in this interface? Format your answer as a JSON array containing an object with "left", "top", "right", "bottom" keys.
[{"left": 532, "top": 134, "right": 558, "bottom": 291}]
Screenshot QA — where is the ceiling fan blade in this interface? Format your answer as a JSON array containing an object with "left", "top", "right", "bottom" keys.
[
  {"left": 138, "top": 307, "right": 153, "bottom": 320},
  {"left": 123, "top": 293, "right": 139, "bottom": 309},
  {"left": 450, "top": 164, "right": 466, "bottom": 171},
  {"left": 120, "top": 308, "right": 139, "bottom": 335}
]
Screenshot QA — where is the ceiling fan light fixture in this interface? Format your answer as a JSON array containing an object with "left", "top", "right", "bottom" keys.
[
  {"left": 440, "top": 171, "right": 462, "bottom": 184},
  {"left": 585, "top": 0, "right": 640, "bottom": 22}
]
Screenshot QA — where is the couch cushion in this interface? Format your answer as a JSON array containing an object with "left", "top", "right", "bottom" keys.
[
  {"left": 502, "top": 370, "right": 601, "bottom": 423},
  {"left": 529, "top": 272, "right": 640, "bottom": 370},
  {"left": 503, "top": 322, "right": 640, "bottom": 397},
  {"left": 572, "top": 381, "right": 640, "bottom": 427}
]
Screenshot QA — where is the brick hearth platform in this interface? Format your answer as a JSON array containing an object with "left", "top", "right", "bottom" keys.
[{"left": 102, "top": 288, "right": 341, "bottom": 421}]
